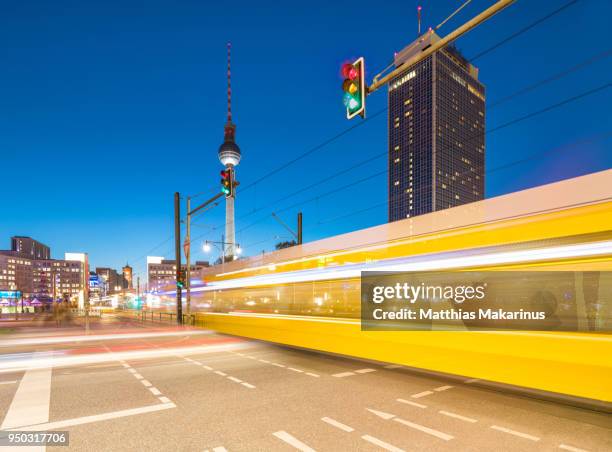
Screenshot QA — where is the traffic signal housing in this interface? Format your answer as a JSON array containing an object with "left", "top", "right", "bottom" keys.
[
  {"left": 342, "top": 57, "right": 366, "bottom": 119},
  {"left": 177, "top": 269, "right": 186, "bottom": 289},
  {"left": 220, "top": 167, "right": 235, "bottom": 198}
]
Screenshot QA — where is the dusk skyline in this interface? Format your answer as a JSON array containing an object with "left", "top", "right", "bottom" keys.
[{"left": 2, "top": 0, "right": 611, "bottom": 279}]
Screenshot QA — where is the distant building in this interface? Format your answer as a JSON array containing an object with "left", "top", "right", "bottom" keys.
[
  {"left": 122, "top": 264, "right": 133, "bottom": 289},
  {"left": 147, "top": 258, "right": 209, "bottom": 292},
  {"left": 0, "top": 237, "right": 88, "bottom": 305},
  {"left": 96, "top": 267, "right": 123, "bottom": 293},
  {"left": 11, "top": 236, "right": 50, "bottom": 260},
  {"left": 89, "top": 272, "right": 107, "bottom": 299},
  {"left": 388, "top": 31, "right": 485, "bottom": 221}
]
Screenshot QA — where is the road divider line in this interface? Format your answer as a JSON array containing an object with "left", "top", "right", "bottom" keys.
[
  {"left": 273, "top": 431, "right": 316, "bottom": 452},
  {"left": 149, "top": 387, "right": 161, "bottom": 396},
  {"left": 271, "top": 363, "right": 286, "bottom": 368},
  {"left": 332, "top": 372, "right": 355, "bottom": 378},
  {"left": 212, "top": 447, "right": 228, "bottom": 452},
  {"left": 490, "top": 425, "right": 540, "bottom": 441},
  {"left": 203, "top": 365, "right": 213, "bottom": 370},
  {"left": 394, "top": 418, "right": 454, "bottom": 441},
  {"left": 434, "top": 385, "right": 453, "bottom": 392},
  {"left": 384, "top": 364, "right": 402, "bottom": 369},
  {"left": 158, "top": 396, "right": 171, "bottom": 404},
  {"left": 0, "top": 380, "right": 17, "bottom": 385},
  {"left": 559, "top": 444, "right": 588, "bottom": 452},
  {"left": 288, "top": 367, "right": 304, "bottom": 373},
  {"left": 355, "top": 368, "right": 376, "bottom": 374},
  {"left": 10, "top": 402, "right": 176, "bottom": 431},
  {"left": 141, "top": 380, "right": 152, "bottom": 387},
  {"left": 133, "top": 373, "right": 143, "bottom": 379},
  {"left": 439, "top": 410, "right": 477, "bottom": 423},
  {"left": 259, "top": 359, "right": 270, "bottom": 363},
  {"left": 241, "top": 382, "right": 255, "bottom": 389},
  {"left": 305, "top": 372, "right": 320, "bottom": 378},
  {"left": 411, "top": 391, "right": 433, "bottom": 399},
  {"left": 214, "top": 371, "right": 227, "bottom": 376},
  {"left": 367, "top": 407, "right": 453, "bottom": 441},
  {"left": 396, "top": 399, "right": 427, "bottom": 409},
  {"left": 464, "top": 378, "right": 480, "bottom": 384},
  {"left": 321, "top": 417, "right": 354, "bottom": 432},
  {"left": 227, "top": 377, "right": 242, "bottom": 383},
  {"left": 361, "top": 435, "right": 405, "bottom": 452}
]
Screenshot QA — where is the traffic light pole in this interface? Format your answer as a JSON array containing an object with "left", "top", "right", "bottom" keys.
[
  {"left": 174, "top": 192, "right": 183, "bottom": 325},
  {"left": 186, "top": 196, "right": 191, "bottom": 316}
]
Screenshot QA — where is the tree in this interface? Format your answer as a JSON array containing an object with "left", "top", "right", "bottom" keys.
[{"left": 275, "top": 240, "right": 297, "bottom": 250}]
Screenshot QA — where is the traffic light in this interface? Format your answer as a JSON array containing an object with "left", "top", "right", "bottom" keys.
[
  {"left": 177, "top": 269, "right": 186, "bottom": 289},
  {"left": 220, "top": 167, "right": 235, "bottom": 198},
  {"left": 341, "top": 57, "right": 366, "bottom": 119}
]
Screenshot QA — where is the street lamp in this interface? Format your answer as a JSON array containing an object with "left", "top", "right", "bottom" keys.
[
  {"left": 236, "top": 245, "right": 242, "bottom": 255},
  {"left": 203, "top": 242, "right": 211, "bottom": 253}
]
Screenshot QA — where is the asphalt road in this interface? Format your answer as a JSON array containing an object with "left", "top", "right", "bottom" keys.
[{"left": 0, "top": 316, "right": 610, "bottom": 452}]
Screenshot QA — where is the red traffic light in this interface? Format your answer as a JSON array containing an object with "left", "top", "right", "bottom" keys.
[
  {"left": 341, "top": 63, "right": 358, "bottom": 80},
  {"left": 220, "top": 170, "right": 230, "bottom": 179}
]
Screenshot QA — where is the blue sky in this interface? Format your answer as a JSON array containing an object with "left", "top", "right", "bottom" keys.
[{"left": 1, "top": 0, "right": 611, "bottom": 280}]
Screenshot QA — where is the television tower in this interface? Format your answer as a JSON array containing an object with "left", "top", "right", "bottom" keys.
[{"left": 218, "top": 42, "right": 241, "bottom": 259}]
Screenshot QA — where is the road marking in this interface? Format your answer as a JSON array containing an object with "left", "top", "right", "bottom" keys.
[
  {"left": 214, "top": 371, "right": 227, "bottom": 376},
  {"left": 439, "top": 410, "right": 477, "bottom": 423},
  {"left": 128, "top": 368, "right": 137, "bottom": 374},
  {"left": 288, "top": 367, "right": 304, "bottom": 373},
  {"left": 194, "top": 362, "right": 203, "bottom": 366},
  {"left": 394, "top": 418, "right": 454, "bottom": 441},
  {"left": 259, "top": 359, "right": 270, "bottom": 363},
  {"left": 355, "top": 368, "right": 376, "bottom": 374},
  {"left": 366, "top": 408, "right": 395, "bottom": 420},
  {"left": 149, "top": 387, "right": 161, "bottom": 396},
  {"left": 203, "top": 365, "right": 213, "bottom": 370},
  {"left": 490, "top": 425, "right": 540, "bottom": 441},
  {"left": 247, "top": 356, "right": 256, "bottom": 360},
  {"left": 305, "top": 372, "right": 320, "bottom": 378},
  {"left": 321, "top": 417, "right": 354, "bottom": 432},
  {"left": 332, "top": 371, "right": 355, "bottom": 378},
  {"left": 361, "top": 435, "right": 405, "bottom": 452},
  {"left": 396, "top": 398, "right": 427, "bottom": 408},
  {"left": 368, "top": 408, "right": 453, "bottom": 441},
  {"left": 464, "top": 378, "right": 480, "bottom": 383},
  {"left": 0, "top": 380, "right": 17, "bottom": 385},
  {"left": 212, "top": 447, "right": 228, "bottom": 452},
  {"left": 184, "top": 358, "right": 194, "bottom": 362},
  {"left": 158, "top": 396, "right": 171, "bottom": 404},
  {"left": 122, "top": 363, "right": 130, "bottom": 368},
  {"left": 133, "top": 373, "right": 143, "bottom": 379},
  {"left": 384, "top": 364, "right": 403, "bottom": 369},
  {"left": 1, "top": 351, "right": 52, "bottom": 431},
  {"left": 434, "top": 385, "right": 453, "bottom": 392},
  {"left": 10, "top": 402, "right": 176, "bottom": 431},
  {"left": 559, "top": 444, "right": 588, "bottom": 452},
  {"left": 411, "top": 391, "right": 433, "bottom": 398},
  {"left": 227, "top": 377, "right": 242, "bottom": 383},
  {"left": 273, "top": 431, "right": 316, "bottom": 452},
  {"left": 141, "top": 380, "right": 152, "bottom": 387},
  {"left": 241, "top": 382, "right": 255, "bottom": 389},
  {"left": 271, "top": 363, "right": 286, "bottom": 368}
]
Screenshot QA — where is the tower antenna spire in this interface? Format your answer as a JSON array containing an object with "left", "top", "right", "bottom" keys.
[
  {"left": 227, "top": 41, "right": 232, "bottom": 124},
  {"left": 417, "top": 5, "right": 422, "bottom": 37}
]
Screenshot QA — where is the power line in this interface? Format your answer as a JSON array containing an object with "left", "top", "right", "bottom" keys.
[
  {"left": 468, "top": 0, "right": 579, "bottom": 61},
  {"left": 314, "top": 131, "right": 612, "bottom": 227}
]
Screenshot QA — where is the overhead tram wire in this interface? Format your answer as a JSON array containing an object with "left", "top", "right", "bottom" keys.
[
  {"left": 468, "top": 0, "right": 580, "bottom": 62},
  {"left": 186, "top": 1, "right": 602, "bottom": 250},
  {"left": 192, "top": 50, "right": 611, "bottom": 238},
  {"left": 313, "top": 131, "right": 612, "bottom": 227},
  {"left": 194, "top": 81, "right": 610, "bottom": 242},
  {"left": 222, "top": 0, "right": 586, "bottom": 202}
]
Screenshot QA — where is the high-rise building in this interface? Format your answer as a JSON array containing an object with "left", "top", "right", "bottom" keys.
[
  {"left": 218, "top": 42, "right": 241, "bottom": 259},
  {"left": 11, "top": 236, "right": 50, "bottom": 260},
  {"left": 388, "top": 31, "right": 485, "bottom": 221}
]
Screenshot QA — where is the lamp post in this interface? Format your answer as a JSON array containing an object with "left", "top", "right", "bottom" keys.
[{"left": 203, "top": 240, "right": 242, "bottom": 272}]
